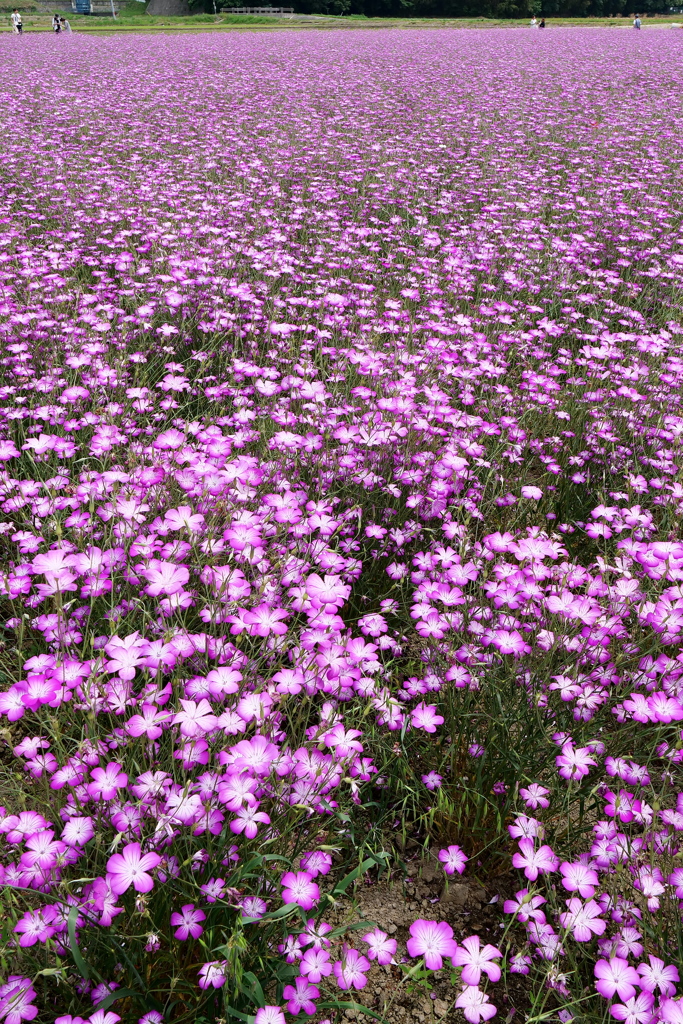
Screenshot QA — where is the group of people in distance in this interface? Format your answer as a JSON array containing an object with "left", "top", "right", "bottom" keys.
[
  {"left": 530, "top": 13, "right": 654, "bottom": 28},
  {"left": 10, "top": 9, "right": 72, "bottom": 32},
  {"left": 52, "top": 12, "right": 72, "bottom": 30}
]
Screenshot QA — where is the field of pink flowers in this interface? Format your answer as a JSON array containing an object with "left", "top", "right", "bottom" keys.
[{"left": 0, "top": 24, "right": 682, "bottom": 1024}]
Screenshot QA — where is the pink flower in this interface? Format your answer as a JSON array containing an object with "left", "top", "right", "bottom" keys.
[
  {"left": 230, "top": 804, "right": 271, "bottom": 839},
  {"left": 243, "top": 604, "right": 289, "bottom": 637},
  {"left": 305, "top": 573, "right": 350, "bottom": 610},
  {"left": 511, "top": 839, "right": 559, "bottom": 880},
  {"left": 300, "top": 948, "right": 332, "bottom": 983},
  {"left": 363, "top": 927, "right": 397, "bottom": 965},
  {"left": 0, "top": 977, "right": 38, "bottom": 1024},
  {"left": 200, "top": 878, "right": 225, "bottom": 903},
  {"left": 333, "top": 948, "right": 370, "bottom": 990},
  {"left": 61, "top": 817, "right": 94, "bottom": 847},
  {"left": 106, "top": 843, "right": 161, "bottom": 895},
  {"left": 438, "top": 844, "right": 468, "bottom": 875},
  {"left": 502, "top": 889, "right": 547, "bottom": 923},
  {"left": 281, "top": 871, "right": 320, "bottom": 911},
  {"left": 137, "top": 559, "right": 189, "bottom": 597},
  {"left": 560, "top": 861, "right": 599, "bottom": 897},
  {"left": 172, "top": 699, "right": 217, "bottom": 738},
  {"left": 300, "top": 851, "right": 333, "bottom": 877},
  {"left": 14, "top": 908, "right": 57, "bottom": 947},
  {"left": 422, "top": 771, "right": 443, "bottom": 790},
  {"left": 595, "top": 959, "right": 640, "bottom": 1001},
  {"left": 126, "top": 704, "right": 170, "bottom": 740},
  {"left": 170, "top": 904, "right": 205, "bottom": 940},
  {"left": 406, "top": 919, "right": 458, "bottom": 970},
  {"left": 455, "top": 987, "right": 497, "bottom": 1023},
  {"left": 660, "top": 999, "right": 683, "bottom": 1024},
  {"left": 610, "top": 993, "right": 656, "bottom": 1024},
  {"left": 519, "top": 784, "right": 550, "bottom": 809},
  {"left": 198, "top": 962, "right": 227, "bottom": 990},
  {"left": 559, "top": 898, "right": 606, "bottom": 942},
  {"left": 556, "top": 742, "right": 596, "bottom": 781},
  {"left": 410, "top": 703, "right": 444, "bottom": 733},
  {"left": 87, "top": 763, "right": 128, "bottom": 801},
  {"left": 452, "top": 935, "right": 502, "bottom": 985},
  {"left": 637, "top": 956, "right": 679, "bottom": 996},
  {"left": 282, "top": 977, "right": 319, "bottom": 1015},
  {"left": 254, "top": 1009, "right": 286, "bottom": 1024}
]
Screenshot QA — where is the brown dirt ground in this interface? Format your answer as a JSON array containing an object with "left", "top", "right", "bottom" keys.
[{"left": 323, "top": 850, "right": 534, "bottom": 1024}]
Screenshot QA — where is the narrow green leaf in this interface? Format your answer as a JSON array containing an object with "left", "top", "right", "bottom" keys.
[
  {"left": 241, "top": 903, "right": 298, "bottom": 926},
  {"left": 94, "top": 987, "right": 138, "bottom": 1011},
  {"left": 241, "top": 971, "right": 266, "bottom": 1008},
  {"left": 67, "top": 906, "right": 89, "bottom": 981}
]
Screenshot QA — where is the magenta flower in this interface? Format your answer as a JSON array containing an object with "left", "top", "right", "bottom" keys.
[
  {"left": 559, "top": 898, "right": 606, "bottom": 942},
  {"left": 170, "top": 904, "right": 205, "bottom": 940},
  {"left": 406, "top": 919, "right": 458, "bottom": 970},
  {"left": 660, "top": 999, "right": 683, "bottom": 1024},
  {"left": 198, "top": 962, "right": 227, "bottom": 990},
  {"left": 14, "top": 908, "right": 57, "bottom": 947},
  {"left": 560, "top": 861, "right": 599, "bottom": 897},
  {"left": 305, "top": 573, "right": 350, "bottom": 610},
  {"left": 282, "top": 977, "right": 319, "bottom": 1016},
  {"left": 333, "top": 948, "right": 370, "bottom": 990},
  {"left": 300, "top": 851, "right": 332, "bottom": 877},
  {"left": 172, "top": 699, "right": 217, "bottom": 738},
  {"left": 300, "top": 948, "right": 332, "bottom": 982},
  {"left": 410, "top": 703, "right": 444, "bottom": 733},
  {"left": 556, "top": 742, "right": 596, "bottom": 781},
  {"left": 519, "top": 784, "right": 550, "bottom": 809},
  {"left": 87, "top": 763, "right": 128, "bottom": 801},
  {"left": 594, "top": 958, "right": 640, "bottom": 1001},
  {"left": 438, "top": 844, "right": 468, "bottom": 875},
  {"left": 637, "top": 956, "right": 679, "bottom": 996},
  {"left": 610, "top": 993, "right": 656, "bottom": 1024},
  {"left": 243, "top": 604, "right": 289, "bottom": 637},
  {"left": 254, "top": 1009, "right": 286, "bottom": 1024},
  {"left": 281, "top": 871, "right": 320, "bottom": 910},
  {"left": 512, "top": 839, "right": 559, "bottom": 880},
  {"left": 106, "top": 843, "right": 161, "bottom": 894},
  {"left": 200, "top": 878, "right": 226, "bottom": 903},
  {"left": 0, "top": 977, "right": 39, "bottom": 1024},
  {"left": 502, "top": 889, "right": 547, "bottom": 923},
  {"left": 455, "top": 987, "right": 497, "bottom": 1023},
  {"left": 363, "top": 927, "right": 397, "bottom": 965},
  {"left": 422, "top": 771, "right": 443, "bottom": 790},
  {"left": 230, "top": 804, "right": 271, "bottom": 838},
  {"left": 61, "top": 817, "right": 94, "bottom": 847},
  {"left": 137, "top": 559, "right": 189, "bottom": 597},
  {"left": 452, "top": 935, "right": 502, "bottom": 985}
]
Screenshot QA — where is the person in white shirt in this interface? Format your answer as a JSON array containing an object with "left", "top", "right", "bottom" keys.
[
  {"left": 10, "top": 8, "right": 23, "bottom": 32},
  {"left": 530, "top": 14, "right": 537, "bottom": 25}
]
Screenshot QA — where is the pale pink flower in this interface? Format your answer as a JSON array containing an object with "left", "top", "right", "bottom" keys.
[
  {"left": 406, "top": 919, "right": 458, "bottom": 970},
  {"left": 106, "top": 843, "right": 161, "bottom": 894}
]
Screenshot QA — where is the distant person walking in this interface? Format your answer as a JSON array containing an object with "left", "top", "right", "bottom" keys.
[
  {"left": 10, "top": 8, "right": 23, "bottom": 32},
  {"left": 52, "top": 12, "right": 61, "bottom": 30},
  {"left": 539, "top": 17, "right": 545, "bottom": 27},
  {"left": 633, "top": 15, "right": 641, "bottom": 27}
]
